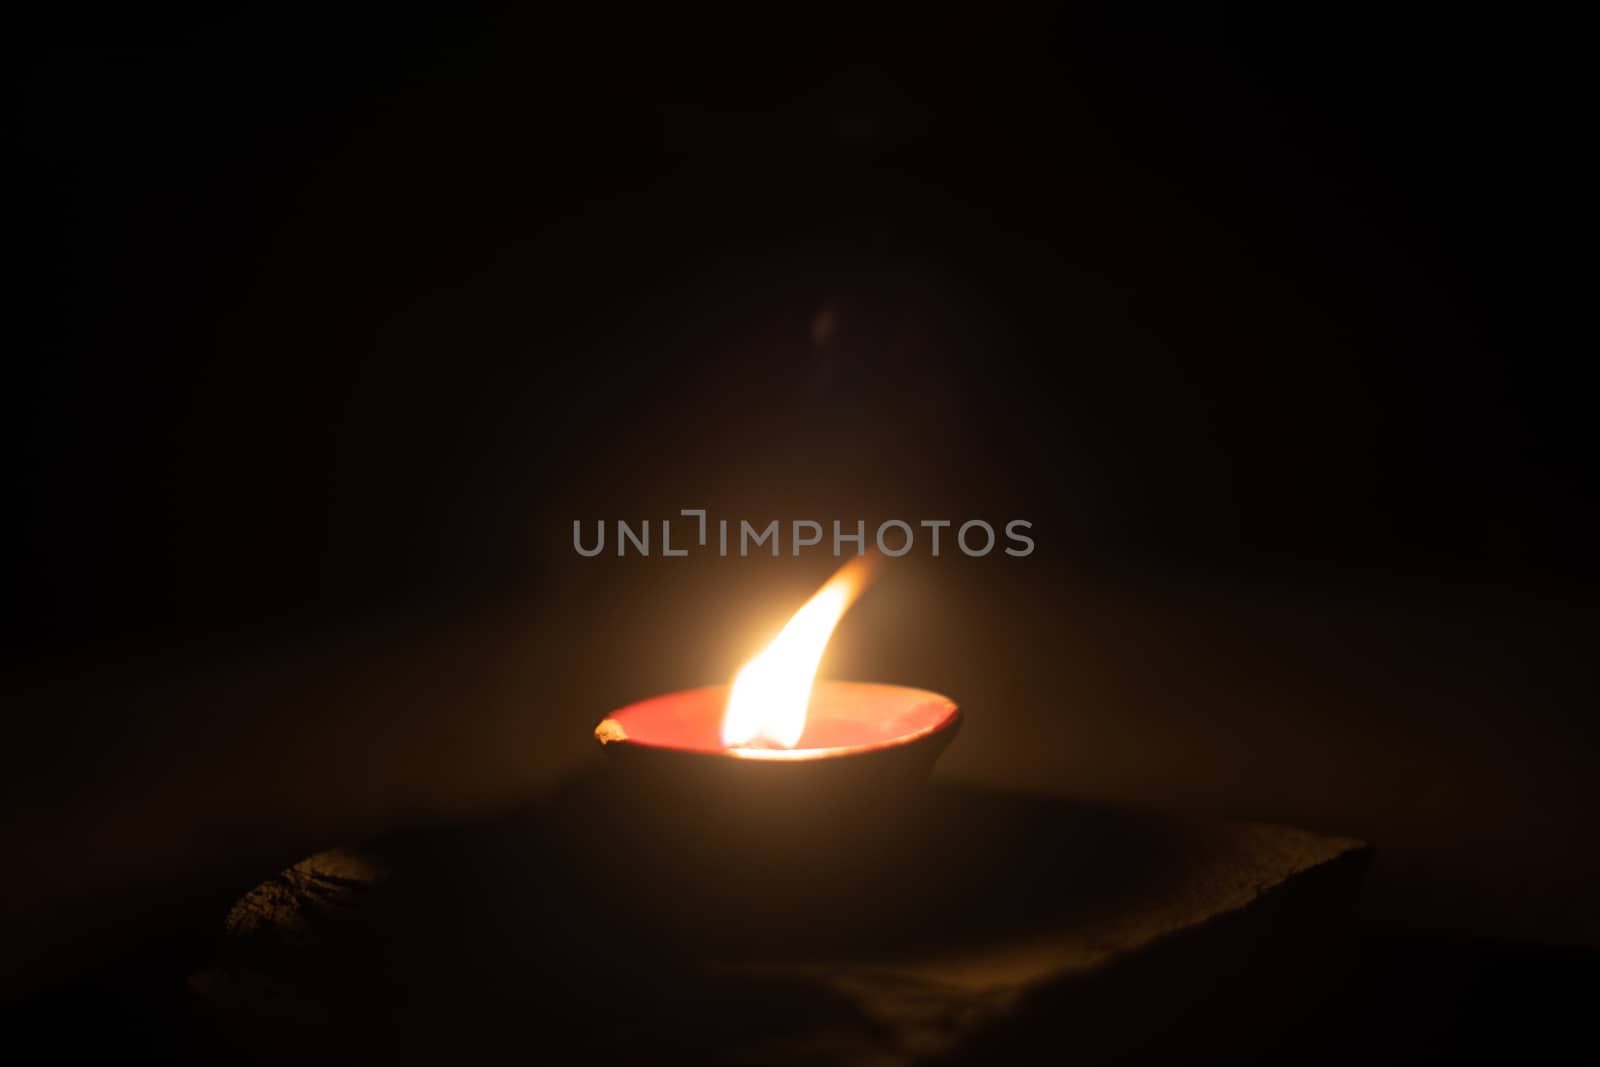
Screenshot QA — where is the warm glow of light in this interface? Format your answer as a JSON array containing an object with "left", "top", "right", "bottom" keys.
[{"left": 722, "top": 558, "right": 874, "bottom": 749}]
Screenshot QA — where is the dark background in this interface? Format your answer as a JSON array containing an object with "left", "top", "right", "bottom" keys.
[{"left": 7, "top": 10, "right": 1594, "bottom": 1060}]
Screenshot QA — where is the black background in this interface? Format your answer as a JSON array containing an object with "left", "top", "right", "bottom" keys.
[
  {"left": 12, "top": 12, "right": 1591, "bottom": 654},
  {"left": 7, "top": 10, "right": 1595, "bottom": 1060}
]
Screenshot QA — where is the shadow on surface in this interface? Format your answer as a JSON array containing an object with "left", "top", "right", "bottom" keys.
[{"left": 1, "top": 774, "right": 1583, "bottom": 1063}]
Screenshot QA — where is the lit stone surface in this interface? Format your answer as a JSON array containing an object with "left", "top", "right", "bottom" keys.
[{"left": 190, "top": 774, "right": 1368, "bottom": 1064}]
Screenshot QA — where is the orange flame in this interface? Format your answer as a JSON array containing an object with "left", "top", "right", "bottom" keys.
[{"left": 721, "top": 557, "right": 875, "bottom": 749}]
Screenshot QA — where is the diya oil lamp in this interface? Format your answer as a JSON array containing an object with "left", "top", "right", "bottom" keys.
[
  {"left": 591, "top": 558, "right": 960, "bottom": 937},
  {"left": 594, "top": 556, "right": 960, "bottom": 805}
]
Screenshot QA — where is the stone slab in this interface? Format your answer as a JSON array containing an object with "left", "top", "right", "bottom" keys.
[{"left": 190, "top": 774, "right": 1369, "bottom": 1063}]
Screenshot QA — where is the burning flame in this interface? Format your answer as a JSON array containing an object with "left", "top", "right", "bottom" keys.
[{"left": 722, "top": 557, "right": 874, "bottom": 750}]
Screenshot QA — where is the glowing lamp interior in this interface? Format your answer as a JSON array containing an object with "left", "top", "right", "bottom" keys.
[
  {"left": 599, "top": 682, "right": 957, "bottom": 761},
  {"left": 721, "top": 558, "right": 873, "bottom": 750}
]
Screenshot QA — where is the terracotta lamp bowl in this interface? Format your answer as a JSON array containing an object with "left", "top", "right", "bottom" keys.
[
  {"left": 590, "top": 681, "right": 961, "bottom": 937},
  {"left": 595, "top": 680, "right": 961, "bottom": 803}
]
